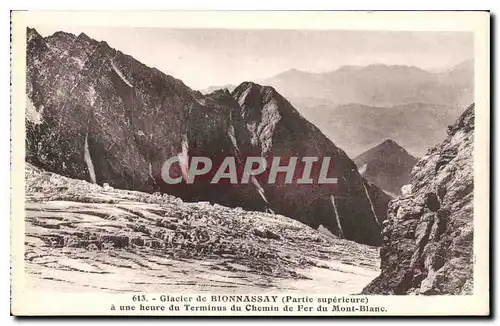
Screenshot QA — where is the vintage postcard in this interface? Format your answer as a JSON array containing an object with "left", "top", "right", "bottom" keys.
[{"left": 10, "top": 11, "right": 490, "bottom": 316}]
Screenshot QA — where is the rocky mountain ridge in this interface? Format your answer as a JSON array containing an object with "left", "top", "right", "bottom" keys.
[
  {"left": 26, "top": 28, "right": 389, "bottom": 246},
  {"left": 362, "top": 104, "right": 474, "bottom": 294}
]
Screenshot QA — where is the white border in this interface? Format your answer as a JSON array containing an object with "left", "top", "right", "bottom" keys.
[{"left": 3, "top": 7, "right": 489, "bottom": 320}]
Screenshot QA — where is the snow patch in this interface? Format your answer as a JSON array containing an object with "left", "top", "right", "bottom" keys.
[
  {"left": 73, "top": 57, "right": 85, "bottom": 69},
  {"left": 358, "top": 162, "right": 368, "bottom": 175},
  {"left": 193, "top": 96, "right": 206, "bottom": 106},
  {"left": 330, "top": 195, "right": 345, "bottom": 239},
  {"left": 228, "top": 123, "right": 271, "bottom": 210},
  {"left": 177, "top": 134, "right": 190, "bottom": 181},
  {"left": 148, "top": 162, "right": 154, "bottom": 180},
  {"left": 237, "top": 87, "right": 252, "bottom": 107},
  {"left": 401, "top": 184, "right": 413, "bottom": 196},
  {"left": 84, "top": 134, "right": 97, "bottom": 184},
  {"left": 251, "top": 176, "right": 270, "bottom": 206},
  {"left": 26, "top": 97, "right": 43, "bottom": 125},
  {"left": 87, "top": 86, "right": 97, "bottom": 106},
  {"left": 103, "top": 183, "right": 113, "bottom": 191},
  {"left": 227, "top": 125, "right": 241, "bottom": 155},
  {"left": 110, "top": 61, "right": 133, "bottom": 87},
  {"left": 363, "top": 183, "right": 380, "bottom": 226},
  {"left": 317, "top": 224, "right": 336, "bottom": 239}
]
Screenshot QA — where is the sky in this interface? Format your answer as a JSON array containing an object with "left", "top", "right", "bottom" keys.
[{"left": 34, "top": 26, "right": 474, "bottom": 90}]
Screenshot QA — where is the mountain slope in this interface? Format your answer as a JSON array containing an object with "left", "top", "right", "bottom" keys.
[
  {"left": 354, "top": 140, "right": 418, "bottom": 195},
  {"left": 362, "top": 104, "right": 474, "bottom": 295},
  {"left": 26, "top": 28, "right": 390, "bottom": 245},
  {"left": 230, "top": 82, "right": 390, "bottom": 245}
]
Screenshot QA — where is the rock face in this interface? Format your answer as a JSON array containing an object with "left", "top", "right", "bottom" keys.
[
  {"left": 354, "top": 140, "right": 417, "bottom": 195},
  {"left": 26, "top": 28, "right": 204, "bottom": 194},
  {"left": 362, "top": 104, "right": 474, "bottom": 294},
  {"left": 26, "top": 28, "right": 389, "bottom": 245}
]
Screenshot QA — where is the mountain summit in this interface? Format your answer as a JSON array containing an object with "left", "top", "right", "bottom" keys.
[{"left": 354, "top": 140, "right": 417, "bottom": 195}]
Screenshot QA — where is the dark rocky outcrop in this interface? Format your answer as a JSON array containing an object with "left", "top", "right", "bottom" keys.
[
  {"left": 362, "top": 104, "right": 474, "bottom": 294},
  {"left": 354, "top": 139, "right": 417, "bottom": 195},
  {"left": 26, "top": 27, "right": 390, "bottom": 245}
]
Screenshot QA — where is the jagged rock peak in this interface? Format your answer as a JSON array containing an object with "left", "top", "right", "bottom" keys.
[
  {"left": 447, "top": 103, "right": 474, "bottom": 136},
  {"left": 229, "top": 81, "right": 391, "bottom": 245},
  {"left": 232, "top": 81, "right": 280, "bottom": 101},
  {"left": 27, "top": 27, "right": 39, "bottom": 37},
  {"left": 77, "top": 32, "right": 92, "bottom": 41},
  {"left": 45, "top": 30, "right": 79, "bottom": 48},
  {"left": 231, "top": 81, "right": 310, "bottom": 127}
]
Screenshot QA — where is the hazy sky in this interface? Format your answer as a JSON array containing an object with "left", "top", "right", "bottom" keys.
[{"left": 35, "top": 26, "right": 473, "bottom": 90}]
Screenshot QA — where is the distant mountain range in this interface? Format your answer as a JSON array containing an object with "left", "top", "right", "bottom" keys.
[
  {"left": 291, "top": 102, "right": 464, "bottom": 158},
  {"left": 200, "top": 84, "right": 236, "bottom": 95},
  {"left": 354, "top": 140, "right": 417, "bottom": 196},
  {"left": 260, "top": 61, "right": 473, "bottom": 108},
  {"left": 200, "top": 61, "right": 473, "bottom": 158}
]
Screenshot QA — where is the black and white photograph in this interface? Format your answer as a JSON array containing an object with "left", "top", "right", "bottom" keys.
[{"left": 10, "top": 10, "right": 490, "bottom": 316}]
